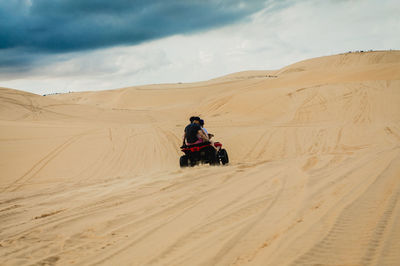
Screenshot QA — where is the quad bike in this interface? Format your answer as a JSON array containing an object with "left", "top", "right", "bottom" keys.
[{"left": 179, "top": 141, "right": 229, "bottom": 167}]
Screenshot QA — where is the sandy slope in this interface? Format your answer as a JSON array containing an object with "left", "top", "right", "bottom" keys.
[{"left": 1, "top": 50, "right": 400, "bottom": 265}]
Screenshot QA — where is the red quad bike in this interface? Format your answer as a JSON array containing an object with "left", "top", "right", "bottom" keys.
[{"left": 180, "top": 141, "right": 229, "bottom": 167}]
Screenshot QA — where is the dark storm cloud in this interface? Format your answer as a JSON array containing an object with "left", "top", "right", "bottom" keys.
[{"left": 0, "top": 0, "right": 267, "bottom": 67}]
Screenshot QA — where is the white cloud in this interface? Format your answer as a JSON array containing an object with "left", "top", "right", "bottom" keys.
[{"left": 1, "top": 0, "right": 399, "bottom": 95}]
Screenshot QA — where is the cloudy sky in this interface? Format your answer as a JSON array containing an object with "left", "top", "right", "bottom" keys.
[{"left": 0, "top": 0, "right": 399, "bottom": 95}]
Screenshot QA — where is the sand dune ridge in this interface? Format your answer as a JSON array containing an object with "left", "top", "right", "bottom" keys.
[{"left": 1, "top": 50, "right": 400, "bottom": 265}]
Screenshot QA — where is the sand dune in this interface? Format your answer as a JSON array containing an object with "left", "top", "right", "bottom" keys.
[{"left": 1, "top": 50, "right": 400, "bottom": 265}]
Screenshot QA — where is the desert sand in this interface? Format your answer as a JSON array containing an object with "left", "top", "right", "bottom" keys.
[{"left": 1, "top": 50, "right": 400, "bottom": 265}]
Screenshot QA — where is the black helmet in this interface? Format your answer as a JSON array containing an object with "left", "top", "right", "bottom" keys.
[
  {"left": 189, "top": 116, "right": 201, "bottom": 123},
  {"left": 199, "top": 119, "right": 204, "bottom": 126}
]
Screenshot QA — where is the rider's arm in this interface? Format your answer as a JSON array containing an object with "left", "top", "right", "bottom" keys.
[
  {"left": 202, "top": 127, "right": 213, "bottom": 139},
  {"left": 182, "top": 132, "right": 186, "bottom": 145},
  {"left": 198, "top": 129, "right": 209, "bottom": 141}
]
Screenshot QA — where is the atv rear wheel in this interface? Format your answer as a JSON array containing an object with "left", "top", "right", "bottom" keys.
[
  {"left": 207, "top": 147, "right": 218, "bottom": 166},
  {"left": 218, "top": 149, "right": 229, "bottom": 165},
  {"left": 180, "top": 155, "right": 189, "bottom": 167}
]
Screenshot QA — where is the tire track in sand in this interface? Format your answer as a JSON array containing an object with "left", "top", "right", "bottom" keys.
[
  {"left": 291, "top": 153, "right": 400, "bottom": 265},
  {"left": 2, "top": 130, "right": 97, "bottom": 192},
  {"left": 145, "top": 174, "right": 282, "bottom": 265}
]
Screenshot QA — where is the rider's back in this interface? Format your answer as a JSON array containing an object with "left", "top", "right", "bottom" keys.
[{"left": 185, "top": 123, "right": 201, "bottom": 143}]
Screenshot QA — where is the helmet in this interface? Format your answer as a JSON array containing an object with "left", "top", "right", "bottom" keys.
[{"left": 190, "top": 116, "right": 201, "bottom": 123}]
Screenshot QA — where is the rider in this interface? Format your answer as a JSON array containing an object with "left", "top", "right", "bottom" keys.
[
  {"left": 199, "top": 119, "right": 213, "bottom": 139},
  {"left": 182, "top": 116, "right": 209, "bottom": 146},
  {"left": 199, "top": 119, "right": 217, "bottom": 150}
]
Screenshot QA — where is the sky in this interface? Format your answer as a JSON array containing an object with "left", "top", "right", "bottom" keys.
[{"left": 0, "top": 0, "right": 399, "bottom": 95}]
